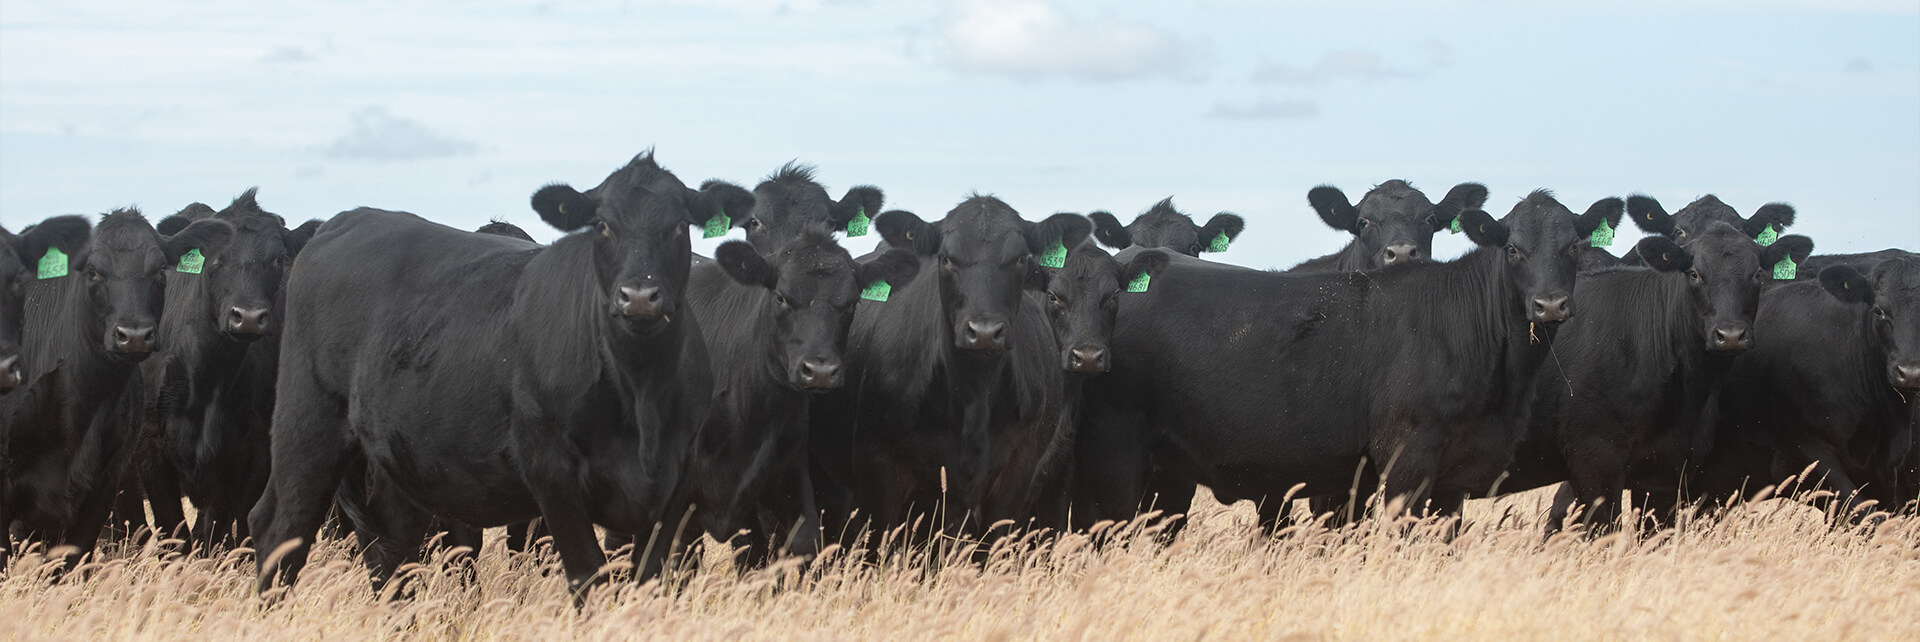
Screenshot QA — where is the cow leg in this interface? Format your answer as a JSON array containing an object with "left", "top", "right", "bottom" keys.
[
  {"left": 249, "top": 383, "right": 351, "bottom": 595},
  {"left": 1544, "top": 482, "right": 1577, "bottom": 539},
  {"left": 107, "top": 477, "right": 147, "bottom": 543},
  {"left": 505, "top": 518, "right": 547, "bottom": 554},
  {"left": 353, "top": 485, "right": 436, "bottom": 597},
  {"left": 143, "top": 456, "right": 188, "bottom": 544},
  {"left": 1374, "top": 432, "right": 1444, "bottom": 520},
  {"left": 517, "top": 450, "right": 610, "bottom": 602},
  {"left": 1140, "top": 474, "right": 1195, "bottom": 541},
  {"left": 1561, "top": 438, "right": 1627, "bottom": 536},
  {"left": 1071, "top": 423, "right": 1150, "bottom": 533},
  {"left": 56, "top": 473, "right": 129, "bottom": 574}
]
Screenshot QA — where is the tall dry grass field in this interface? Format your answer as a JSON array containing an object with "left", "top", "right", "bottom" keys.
[{"left": 2, "top": 487, "right": 1915, "bottom": 641}]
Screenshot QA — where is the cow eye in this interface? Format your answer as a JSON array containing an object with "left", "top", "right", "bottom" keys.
[
  {"left": 86, "top": 267, "right": 102, "bottom": 282},
  {"left": 1045, "top": 291, "right": 1061, "bottom": 306},
  {"left": 1752, "top": 269, "right": 1766, "bottom": 283},
  {"left": 942, "top": 257, "right": 956, "bottom": 272},
  {"left": 593, "top": 219, "right": 613, "bottom": 239},
  {"left": 745, "top": 218, "right": 763, "bottom": 231},
  {"left": 1676, "top": 229, "right": 1689, "bottom": 239},
  {"left": 1687, "top": 269, "right": 1703, "bottom": 284},
  {"left": 1358, "top": 218, "right": 1372, "bottom": 229},
  {"left": 1872, "top": 307, "right": 1890, "bottom": 321},
  {"left": 1505, "top": 245, "right": 1519, "bottom": 257},
  {"left": 774, "top": 293, "right": 790, "bottom": 309}
]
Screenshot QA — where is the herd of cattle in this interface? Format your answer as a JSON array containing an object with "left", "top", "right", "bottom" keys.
[{"left": 1, "top": 152, "right": 1915, "bottom": 601}]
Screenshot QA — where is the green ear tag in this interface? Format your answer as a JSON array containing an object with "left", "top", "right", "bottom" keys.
[
  {"left": 37, "top": 247, "right": 69, "bottom": 279},
  {"left": 1449, "top": 217, "right": 1463, "bottom": 234},
  {"left": 860, "top": 280, "right": 891, "bottom": 302},
  {"left": 1754, "top": 225, "right": 1778, "bottom": 247},
  {"left": 702, "top": 210, "right": 730, "bottom": 239},
  {"left": 1125, "top": 271, "right": 1151, "bottom": 293},
  {"left": 1039, "top": 237, "right": 1067, "bottom": 268},
  {"left": 176, "top": 249, "right": 205, "bottom": 274},
  {"left": 1772, "top": 255, "right": 1797, "bottom": 280},
  {"left": 1589, "top": 219, "right": 1615, "bottom": 248},
  {"left": 1208, "top": 230, "right": 1230, "bottom": 253},
  {"left": 846, "top": 206, "right": 870, "bottom": 237}
]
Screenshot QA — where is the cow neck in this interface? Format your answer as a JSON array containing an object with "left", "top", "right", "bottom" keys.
[
  {"left": 1331, "top": 239, "right": 1376, "bottom": 272},
  {"left": 20, "top": 274, "right": 138, "bottom": 409},
  {"left": 510, "top": 233, "right": 690, "bottom": 381},
  {"left": 1420, "top": 246, "right": 1557, "bottom": 400}
]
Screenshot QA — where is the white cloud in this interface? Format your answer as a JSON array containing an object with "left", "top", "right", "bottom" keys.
[
  {"left": 323, "top": 106, "right": 479, "bottom": 162},
  {"left": 1252, "top": 45, "right": 1447, "bottom": 86},
  {"left": 936, "top": 0, "right": 1198, "bottom": 81},
  {"left": 1209, "top": 99, "right": 1319, "bottom": 120}
]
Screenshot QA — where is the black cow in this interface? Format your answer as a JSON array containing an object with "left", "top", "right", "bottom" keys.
[
  {"left": 1292, "top": 180, "right": 1488, "bottom": 271},
  {"left": 730, "top": 163, "right": 883, "bottom": 253},
  {"left": 1704, "top": 255, "right": 1920, "bottom": 517},
  {"left": 809, "top": 197, "right": 1090, "bottom": 545},
  {"left": 1620, "top": 195, "right": 1794, "bottom": 265},
  {"left": 249, "top": 153, "right": 752, "bottom": 600},
  {"left": 1088, "top": 198, "right": 1243, "bottom": 257},
  {"left": 1798, "top": 249, "right": 1913, "bottom": 279},
  {"left": 1499, "top": 211, "right": 1813, "bottom": 534},
  {"left": 1, "top": 217, "right": 90, "bottom": 394},
  {"left": 1, "top": 209, "right": 231, "bottom": 569},
  {"left": 1074, "top": 191, "right": 1613, "bottom": 533}
]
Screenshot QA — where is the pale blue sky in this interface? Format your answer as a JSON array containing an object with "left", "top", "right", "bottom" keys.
[{"left": 2, "top": 0, "right": 1915, "bottom": 265}]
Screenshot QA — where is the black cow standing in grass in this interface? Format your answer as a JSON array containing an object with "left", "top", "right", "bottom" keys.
[
  {"left": 1075, "top": 191, "right": 1612, "bottom": 533},
  {"left": 1497, "top": 203, "right": 1813, "bottom": 534},
  {"left": 1088, "top": 198, "right": 1243, "bottom": 258},
  {"left": 1, "top": 209, "right": 232, "bottom": 570},
  {"left": 1702, "top": 254, "right": 1920, "bottom": 517},
  {"left": 1293, "top": 180, "right": 1488, "bottom": 271},
  {"left": 249, "top": 153, "right": 752, "bottom": 600},
  {"left": 809, "top": 197, "right": 1091, "bottom": 546}
]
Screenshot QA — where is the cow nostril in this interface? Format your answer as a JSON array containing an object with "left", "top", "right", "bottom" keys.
[
  {"left": 618, "top": 285, "right": 664, "bottom": 319},
  {"left": 114, "top": 325, "right": 154, "bottom": 351},
  {"left": 1531, "top": 296, "right": 1571, "bottom": 322},
  {"left": 964, "top": 319, "right": 1006, "bottom": 348},
  {"left": 1896, "top": 364, "right": 1920, "bottom": 387}
]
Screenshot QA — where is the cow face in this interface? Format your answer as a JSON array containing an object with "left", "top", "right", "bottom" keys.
[
  {"left": 1306, "top": 180, "right": 1488, "bottom": 268},
  {"left": 79, "top": 210, "right": 233, "bottom": 360},
  {"left": 739, "top": 163, "right": 884, "bottom": 253},
  {"left": 714, "top": 230, "right": 920, "bottom": 392},
  {"left": 1, "top": 216, "right": 90, "bottom": 392},
  {"left": 1088, "top": 198, "right": 1243, "bottom": 257},
  {"left": 1637, "top": 224, "right": 1815, "bottom": 353},
  {"left": 531, "top": 153, "right": 754, "bottom": 332},
  {"left": 169, "top": 190, "right": 320, "bottom": 342},
  {"left": 1820, "top": 257, "right": 1920, "bottom": 390},
  {"left": 878, "top": 198, "right": 1092, "bottom": 352},
  {"left": 1461, "top": 191, "right": 1622, "bottom": 325},
  {"left": 1042, "top": 245, "right": 1168, "bottom": 373},
  {"left": 1627, "top": 195, "right": 1795, "bottom": 244}
]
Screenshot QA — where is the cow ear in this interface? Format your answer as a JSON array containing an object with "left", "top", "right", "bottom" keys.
[
  {"left": 876, "top": 210, "right": 939, "bottom": 256},
  {"left": 1635, "top": 236, "right": 1692, "bottom": 273},
  {"left": 1575, "top": 197, "right": 1626, "bottom": 237},
  {"left": 857, "top": 248, "right": 922, "bottom": 293},
  {"left": 1088, "top": 211, "right": 1132, "bottom": 249},
  {"left": 1626, "top": 195, "right": 1675, "bottom": 237},
  {"left": 156, "top": 215, "right": 191, "bottom": 237},
  {"left": 1308, "top": 185, "right": 1359, "bottom": 233},
  {"left": 532, "top": 184, "right": 596, "bottom": 232},
  {"left": 1763, "top": 235, "right": 1815, "bottom": 271},
  {"left": 1027, "top": 213, "right": 1092, "bottom": 257},
  {"left": 1819, "top": 265, "right": 1875, "bottom": 304},
  {"left": 162, "top": 219, "right": 234, "bottom": 264},
  {"left": 15, "top": 215, "right": 90, "bottom": 270},
  {"left": 285, "top": 219, "right": 324, "bottom": 258},
  {"left": 1199, "top": 213, "right": 1245, "bottom": 246},
  {"left": 1744, "top": 203, "right": 1796, "bottom": 238},
  {"left": 1457, "top": 209, "right": 1509, "bottom": 247},
  {"left": 1124, "top": 249, "right": 1172, "bottom": 282},
  {"left": 830, "top": 185, "right": 885, "bottom": 230},
  {"left": 691, "top": 179, "right": 755, "bottom": 228},
  {"left": 1440, "top": 182, "right": 1491, "bottom": 210},
  {"left": 714, "top": 241, "right": 777, "bottom": 289}
]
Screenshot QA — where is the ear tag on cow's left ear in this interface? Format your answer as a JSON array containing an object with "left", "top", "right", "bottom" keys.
[
  {"left": 1772, "top": 255, "right": 1797, "bottom": 280},
  {"left": 1449, "top": 218, "right": 1463, "bottom": 234},
  {"left": 1125, "top": 271, "right": 1151, "bottom": 293},
  {"left": 1208, "top": 230, "right": 1230, "bottom": 253},
  {"left": 1589, "top": 219, "right": 1615, "bottom": 248},
  {"left": 176, "top": 249, "right": 205, "bottom": 274},
  {"left": 1039, "top": 237, "right": 1067, "bottom": 268},
  {"left": 702, "top": 210, "right": 731, "bottom": 239},
  {"left": 1755, "top": 225, "right": 1778, "bottom": 247},
  {"left": 846, "top": 206, "right": 870, "bottom": 237},
  {"left": 860, "top": 279, "right": 891, "bottom": 302},
  {"left": 37, "top": 247, "right": 68, "bottom": 279}
]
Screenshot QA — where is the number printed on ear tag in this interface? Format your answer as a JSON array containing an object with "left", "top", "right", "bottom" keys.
[
  {"left": 1208, "top": 230, "right": 1230, "bottom": 253},
  {"left": 1039, "top": 237, "right": 1067, "bottom": 268},
  {"left": 860, "top": 280, "right": 891, "bottom": 302},
  {"left": 1125, "top": 271, "right": 1151, "bottom": 293},
  {"left": 1773, "top": 255, "right": 1797, "bottom": 280},
  {"left": 177, "top": 249, "right": 205, "bottom": 274},
  {"left": 846, "top": 206, "right": 870, "bottom": 237},
  {"left": 1589, "top": 219, "right": 1614, "bottom": 248},
  {"left": 38, "top": 247, "right": 68, "bottom": 279},
  {"left": 703, "top": 211, "right": 731, "bottom": 239}
]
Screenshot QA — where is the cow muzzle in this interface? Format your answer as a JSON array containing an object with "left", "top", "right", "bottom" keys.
[
  {"left": 1892, "top": 362, "right": 1920, "bottom": 390},
  {"left": 226, "top": 306, "right": 270, "bottom": 340},
  {"left": 112, "top": 325, "right": 155, "bottom": 356},
  {"left": 1380, "top": 242, "right": 1422, "bottom": 266},
  {"left": 615, "top": 285, "right": 666, "bottom": 321},
  {"left": 1529, "top": 295, "right": 1573, "bottom": 324},
  {"left": 1065, "top": 345, "right": 1109, "bottom": 373},
  {"left": 0, "top": 354, "right": 19, "bottom": 394},
  {"left": 1709, "top": 324, "right": 1752, "bottom": 353},
  {"left": 961, "top": 317, "right": 1007, "bottom": 352},
  {"left": 796, "top": 357, "right": 843, "bottom": 392}
]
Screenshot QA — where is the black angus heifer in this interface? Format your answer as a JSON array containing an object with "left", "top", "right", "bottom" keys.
[
  {"left": 1075, "top": 191, "right": 1612, "bottom": 532},
  {"left": 1500, "top": 222, "right": 1813, "bottom": 534},
  {"left": 137, "top": 190, "right": 320, "bottom": 548},
  {"left": 731, "top": 163, "right": 884, "bottom": 253},
  {"left": 1704, "top": 255, "right": 1920, "bottom": 517},
  {"left": 810, "top": 198, "right": 1090, "bottom": 544},
  {"left": 1088, "top": 198, "right": 1243, "bottom": 257},
  {"left": 1, "top": 217, "right": 90, "bottom": 394},
  {"left": 1293, "top": 180, "right": 1488, "bottom": 271},
  {"left": 678, "top": 230, "right": 919, "bottom": 568},
  {"left": 250, "top": 153, "right": 753, "bottom": 599},
  {"left": 1, "top": 210, "right": 231, "bottom": 569}
]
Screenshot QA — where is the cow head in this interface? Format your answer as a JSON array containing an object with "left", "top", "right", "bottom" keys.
[
  {"left": 79, "top": 209, "right": 233, "bottom": 360},
  {"left": 1627, "top": 194, "right": 1795, "bottom": 245},
  {"left": 1, "top": 216, "right": 90, "bottom": 392},
  {"left": 713, "top": 228, "right": 919, "bottom": 392},
  {"left": 1636, "top": 223, "right": 1814, "bottom": 353},
  {"left": 737, "top": 162, "right": 884, "bottom": 253},
  {"left": 530, "top": 152, "right": 754, "bottom": 332},
  {"left": 1042, "top": 244, "right": 1169, "bottom": 373},
  {"left": 1088, "top": 198, "right": 1242, "bottom": 257},
  {"left": 1307, "top": 180, "right": 1487, "bottom": 268},
  {"left": 877, "top": 197, "right": 1092, "bottom": 352},
  {"left": 1819, "top": 256, "right": 1920, "bottom": 390},
  {"left": 1460, "top": 190, "right": 1621, "bottom": 325},
  {"left": 158, "top": 189, "right": 320, "bottom": 342}
]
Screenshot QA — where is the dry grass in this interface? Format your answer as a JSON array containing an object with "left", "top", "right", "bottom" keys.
[{"left": 2, "top": 487, "right": 1916, "bottom": 641}]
